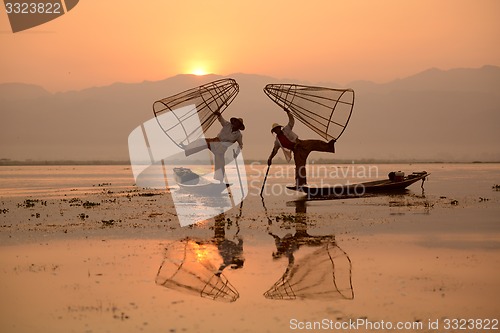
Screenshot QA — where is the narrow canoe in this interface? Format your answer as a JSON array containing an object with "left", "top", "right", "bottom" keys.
[{"left": 286, "top": 171, "right": 429, "bottom": 198}]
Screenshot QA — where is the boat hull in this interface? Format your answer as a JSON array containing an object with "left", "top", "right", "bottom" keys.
[
  {"left": 174, "top": 167, "right": 229, "bottom": 195},
  {"left": 287, "top": 172, "right": 429, "bottom": 198},
  {"left": 177, "top": 182, "right": 229, "bottom": 194}
]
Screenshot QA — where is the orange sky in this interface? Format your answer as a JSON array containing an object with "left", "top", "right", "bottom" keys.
[{"left": 1, "top": 0, "right": 499, "bottom": 92}]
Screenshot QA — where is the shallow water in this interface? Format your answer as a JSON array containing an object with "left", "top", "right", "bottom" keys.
[{"left": 0, "top": 163, "right": 499, "bottom": 332}]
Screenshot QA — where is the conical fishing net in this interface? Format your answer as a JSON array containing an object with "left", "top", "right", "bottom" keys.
[
  {"left": 264, "top": 84, "right": 354, "bottom": 141},
  {"left": 156, "top": 238, "right": 239, "bottom": 302},
  {"left": 153, "top": 78, "right": 239, "bottom": 148},
  {"left": 264, "top": 242, "right": 354, "bottom": 300}
]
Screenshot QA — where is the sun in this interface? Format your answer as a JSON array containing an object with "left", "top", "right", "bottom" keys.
[
  {"left": 185, "top": 60, "right": 213, "bottom": 76},
  {"left": 192, "top": 68, "right": 208, "bottom": 76}
]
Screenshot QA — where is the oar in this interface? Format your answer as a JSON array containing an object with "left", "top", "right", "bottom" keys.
[
  {"left": 232, "top": 148, "right": 244, "bottom": 199},
  {"left": 260, "top": 164, "right": 271, "bottom": 197}
]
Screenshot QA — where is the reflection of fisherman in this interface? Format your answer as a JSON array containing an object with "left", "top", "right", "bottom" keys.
[
  {"left": 267, "top": 109, "right": 336, "bottom": 187},
  {"left": 212, "top": 213, "right": 244, "bottom": 275},
  {"left": 269, "top": 200, "right": 334, "bottom": 271},
  {"left": 264, "top": 200, "right": 354, "bottom": 301},
  {"left": 181, "top": 111, "right": 245, "bottom": 182},
  {"left": 156, "top": 209, "right": 244, "bottom": 302},
  {"left": 215, "top": 238, "right": 244, "bottom": 275},
  {"left": 269, "top": 228, "right": 334, "bottom": 266}
]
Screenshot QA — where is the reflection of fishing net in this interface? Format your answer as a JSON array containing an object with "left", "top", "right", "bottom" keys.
[
  {"left": 153, "top": 78, "right": 239, "bottom": 147},
  {"left": 264, "top": 242, "right": 354, "bottom": 300},
  {"left": 264, "top": 84, "right": 354, "bottom": 141},
  {"left": 155, "top": 239, "right": 239, "bottom": 302}
]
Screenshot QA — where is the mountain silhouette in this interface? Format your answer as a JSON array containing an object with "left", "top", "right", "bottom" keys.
[{"left": 1, "top": 66, "right": 499, "bottom": 162}]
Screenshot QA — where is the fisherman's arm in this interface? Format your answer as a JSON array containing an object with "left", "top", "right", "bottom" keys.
[
  {"left": 214, "top": 111, "right": 229, "bottom": 126},
  {"left": 237, "top": 134, "right": 243, "bottom": 149},
  {"left": 267, "top": 141, "right": 280, "bottom": 165},
  {"left": 285, "top": 108, "right": 294, "bottom": 129}
]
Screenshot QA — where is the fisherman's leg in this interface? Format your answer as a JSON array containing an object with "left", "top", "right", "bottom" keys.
[
  {"left": 213, "top": 152, "right": 226, "bottom": 182},
  {"left": 300, "top": 139, "right": 335, "bottom": 154},
  {"left": 293, "top": 146, "right": 310, "bottom": 187},
  {"left": 213, "top": 213, "right": 226, "bottom": 242},
  {"left": 294, "top": 200, "right": 308, "bottom": 237},
  {"left": 183, "top": 138, "right": 217, "bottom": 156}
]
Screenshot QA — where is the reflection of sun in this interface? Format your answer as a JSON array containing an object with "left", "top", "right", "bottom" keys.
[{"left": 194, "top": 243, "right": 209, "bottom": 262}]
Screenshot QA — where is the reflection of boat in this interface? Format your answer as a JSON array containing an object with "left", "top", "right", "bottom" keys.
[
  {"left": 287, "top": 171, "right": 429, "bottom": 198},
  {"left": 174, "top": 167, "right": 229, "bottom": 194}
]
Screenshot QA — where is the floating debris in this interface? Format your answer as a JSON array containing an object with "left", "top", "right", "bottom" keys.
[
  {"left": 450, "top": 199, "right": 459, "bottom": 205},
  {"left": 492, "top": 184, "right": 500, "bottom": 191},
  {"left": 479, "top": 197, "right": 489, "bottom": 202}
]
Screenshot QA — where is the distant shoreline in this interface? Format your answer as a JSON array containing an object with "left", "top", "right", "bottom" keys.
[{"left": 0, "top": 159, "right": 498, "bottom": 166}]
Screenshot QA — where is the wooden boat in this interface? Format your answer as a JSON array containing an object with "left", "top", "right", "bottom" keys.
[
  {"left": 174, "top": 167, "right": 229, "bottom": 194},
  {"left": 286, "top": 171, "right": 429, "bottom": 198},
  {"left": 177, "top": 181, "right": 229, "bottom": 194}
]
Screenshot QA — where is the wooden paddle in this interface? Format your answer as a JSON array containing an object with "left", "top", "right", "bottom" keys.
[{"left": 260, "top": 164, "right": 271, "bottom": 197}]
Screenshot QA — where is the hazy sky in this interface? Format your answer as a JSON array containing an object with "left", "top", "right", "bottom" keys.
[{"left": 1, "top": 0, "right": 499, "bottom": 92}]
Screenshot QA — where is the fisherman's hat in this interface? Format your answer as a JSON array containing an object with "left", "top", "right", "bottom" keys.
[
  {"left": 271, "top": 123, "right": 282, "bottom": 133},
  {"left": 230, "top": 117, "right": 245, "bottom": 130}
]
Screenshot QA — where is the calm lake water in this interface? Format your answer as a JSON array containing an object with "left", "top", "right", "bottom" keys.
[
  {"left": 1, "top": 163, "right": 499, "bottom": 197},
  {"left": 0, "top": 163, "right": 499, "bottom": 333}
]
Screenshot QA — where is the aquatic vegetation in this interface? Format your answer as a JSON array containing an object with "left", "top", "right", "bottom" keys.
[
  {"left": 93, "top": 182, "right": 112, "bottom": 187},
  {"left": 68, "top": 198, "right": 81, "bottom": 206},
  {"left": 101, "top": 219, "right": 115, "bottom": 226},
  {"left": 17, "top": 199, "right": 47, "bottom": 208},
  {"left": 274, "top": 214, "right": 297, "bottom": 223},
  {"left": 138, "top": 192, "right": 163, "bottom": 197},
  {"left": 83, "top": 201, "right": 100, "bottom": 208}
]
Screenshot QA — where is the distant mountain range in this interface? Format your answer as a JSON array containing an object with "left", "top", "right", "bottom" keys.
[{"left": 1, "top": 65, "right": 499, "bottom": 162}]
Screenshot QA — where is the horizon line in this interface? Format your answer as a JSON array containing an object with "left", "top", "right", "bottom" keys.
[
  {"left": 1, "top": 159, "right": 499, "bottom": 166},
  {"left": 1, "top": 64, "right": 498, "bottom": 95}
]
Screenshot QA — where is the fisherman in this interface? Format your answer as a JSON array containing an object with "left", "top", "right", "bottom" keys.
[
  {"left": 181, "top": 111, "right": 245, "bottom": 183},
  {"left": 267, "top": 109, "right": 335, "bottom": 187}
]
